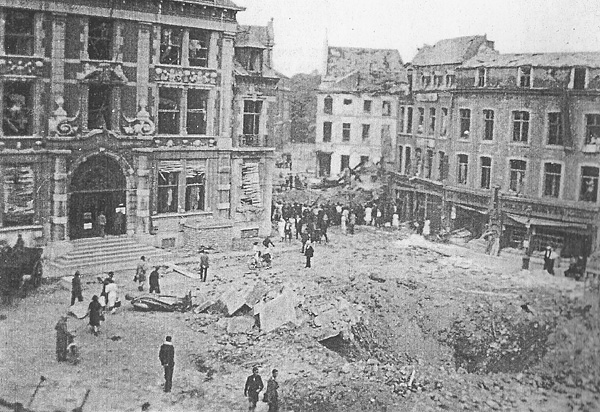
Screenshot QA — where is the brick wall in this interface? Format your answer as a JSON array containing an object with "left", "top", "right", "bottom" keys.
[{"left": 182, "top": 223, "right": 233, "bottom": 251}]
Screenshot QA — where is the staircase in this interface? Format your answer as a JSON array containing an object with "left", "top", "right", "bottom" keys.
[{"left": 47, "top": 237, "right": 172, "bottom": 276}]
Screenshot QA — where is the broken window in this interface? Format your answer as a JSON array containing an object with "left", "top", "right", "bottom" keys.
[
  {"left": 324, "top": 96, "right": 333, "bottom": 114},
  {"left": 406, "top": 107, "right": 413, "bottom": 133},
  {"left": 363, "top": 100, "right": 372, "bottom": 113},
  {"left": 189, "top": 29, "right": 209, "bottom": 67},
  {"left": 405, "top": 147, "right": 412, "bottom": 175},
  {"left": 382, "top": 101, "right": 392, "bottom": 116},
  {"left": 88, "top": 84, "right": 112, "bottom": 130},
  {"left": 480, "top": 156, "right": 491, "bottom": 189},
  {"left": 519, "top": 66, "right": 531, "bottom": 88},
  {"left": 399, "top": 107, "right": 405, "bottom": 133},
  {"left": 438, "top": 151, "right": 447, "bottom": 181},
  {"left": 88, "top": 17, "right": 112, "bottom": 60},
  {"left": 509, "top": 160, "right": 526, "bottom": 193},
  {"left": 157, "top": 161, "right": 181, "bottom": 213},
  {"left": 440, "top": 108, "right": 448, "bottom": 136},
  {"left": 424, "top": 149, "right": 434, "bottom": 179},
  {"left": 580, "top": 166, "right": 599, "bottom": 202},
  {"left": 483, "top": 109, "right": 494, "bottom": 140},
  {"left": 543, "top": 163, "right": 561, "bottom": 198},
  {"left": 323, "top": 121, "right": 332, "bottom": 142},
  {"left": 429, "top": 108, "right": 436, "bottom": 135},
  {"left": 343, "top": 99, "right": 353, "bottom": 105},
  {"left": 477, "top": 67, "right": 486, "bottom": 87},
  {"left": 160, "top": 27, "right": 183, "bottom": 65},
  {"left": 573, "top": 68, "right": 586, "bottom": 90},
  {"left": 3, "top": 164, "right": 34, "bottom": 227},
  {"left": 158, "top": 88, "right": 181, "bottom": 134},
  {"left": 512, "top": 111, "right": 530, "bottom": 143},
  {"left": 340, "top": 155, "right": 350, "bottom": 171},
  {"left": 3, "top": 82, "right": 33, "bottom": 136},
  {"left": 243, "top": 100, "right": 262, "bottom": 143},
  {"left": 362, "top": 124, "right": 370, "bottom": 140},
  {"left": 414, "top": 148, "right": 422, "bottom": 176},
  {"left": 457, "top": 154, "right": 468, "bottom": 185},
  {"left": 417, "top": 107, "right": 424, "bottom": 134},
  {"left": 342, "top": 123, "right": 351, "bottom": 141},
  {"left": 5, "top": 9, "right": 34, "bottom": 56},
  {"left": 547, "top": 112, "right": 563, "bottom": 145},
  {"left": 185, "top": 161, "right": 206, "bottom": 211},
  {"left": 459, "top": 109, "right": 471, "bottom": 139},
  {"left": 236, "top": 47, "right": 263, "bottom": 72},
  {"left": 186, "top": 89, "right": 208, "bottom": 135},
  {"left": 585, "top": 114, "right": 600, "bottom": 145}
]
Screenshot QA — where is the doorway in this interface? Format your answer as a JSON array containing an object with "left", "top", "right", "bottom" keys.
[{"left": 69, "top": 155, "right": 127, "bottom": 239}]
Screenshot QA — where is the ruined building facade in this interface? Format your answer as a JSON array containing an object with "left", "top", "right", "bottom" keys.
[{"left": 0, "top": 0, "right": 278, "bottom": 250}]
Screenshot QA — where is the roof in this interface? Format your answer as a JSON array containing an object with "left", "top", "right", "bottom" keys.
[
  {"left": 412, "top": 35, "right": 494, "bottom": 66},
  {"left": 321, "top": 70, "right": 407, "bottom": 94},
  {"left": 326, "top": 47, "right": 404, "bottom": 78},
  {"left": 236, "top": 24, "right": 272, "bottom": 49},
  {"left": 234, "top": 61, "right": 280, "bottom": 79},
  {"left": 172, "top": 0, "right": 244, "bottom": 11},
  {"left": 461, "top": 52, "right": 600, "bottom": 68}
]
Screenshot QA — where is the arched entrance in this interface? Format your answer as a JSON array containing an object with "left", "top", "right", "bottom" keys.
[{"left": 69, "top": 154, "right": 127, "bottom": 239}]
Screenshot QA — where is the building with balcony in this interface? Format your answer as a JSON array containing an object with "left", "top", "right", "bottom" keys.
[
  {"left": 0, "top": 0, "right": 277, "bottom": 251},
  {"left": 315, "top": 46, "right": 407, "bottom": 177}
]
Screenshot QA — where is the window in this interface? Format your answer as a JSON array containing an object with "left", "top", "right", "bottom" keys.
[
  {"left": 186, "top": 89, "right": 208, "bottom": 134},
  {"left": 399, "top": 107, "right": 405, "bottom": 133},
  {"left": 445, "top": 73, "right": 455, "bottom": 87},
  {"left": 405, "top": 147, "right": 412, "bottom": 175},
  {"left": 459, "top": 109, "right": 471, "bottom": 139},
  {"left": 340, "top": 155, "right": 350, "bottom": 171},
  {"left": 362, "top": 124, "right": 370, "bottom": 140},
  {"left": 88, "top": 17, "right": 112, "bottom": 60},
  {"left": 363, "top": 100, "right": 372, "bottom": 113},
  {"left": 160, "top": 27, "right": 183, "bottom": 65},
  {"left": 509, "top": 160, "right": 527, "bottom": 193},
  {"left": 483, "top": 109, "right": 494, "bottom": 140},
  {"left": 429, "top": 108, "right": 436, "bottom": 135},
  {"left": 241, "top": 162, "right": 262, "bottom": 206},
  {"left": 2, "top": 164, "right": 34, "bottom": 227},
  {"left": 342, "top": 123, "right": 351, "bottom": 141},
  {"left": 585, "top": 114, "right": 600, "bottom": 145},
  {"left": 438, "top": 151, "right": 447, "bottom": 181},
  {"left": 343, "top": 99, "right": 353, "bottom": 105},
  {"left": 406, "top": 107, "right": 413, "bottom": 133},
  {"left": 512, "top": 111, "right": 530, "bottom": 143},
  {"left": 5, "top": 9, "right": 34, "bottom": 56},
  {"left": 407, "top": 69, "right": 413, "bottom": 93},
  {"left": 158, "top": 170, "right": 179, "bottom": 214},
  {"left": 324, "top": 96, "right": 333, "bottom": 114},
  {"left": 480, "top": 156, "right": 491, "bottom": 189},
  {"left": 477, "top": 67, "right": 486, "bottom": 87},
  {"left": 415, "top": 148, "right": 422, "bottom": 176},
  {"left": 236, "top": 47, "right": 263, "bottom": 72},
  {"left": 457, "top": 154, "right": 468, "bottom": 185},
  {"left": 424, "top": 149, "right": 434, "bottom": 179},
  {"left": 397, "top": 146, "right": 403, "bottom": 173},
  {"left": 323, "top": 122, "right": 332, "bottom": 142},
  {"left": 243, "top": 100, "right": 263, "bottom": 141},
  {"left": 440, "top": 108, "right": 448, "bottom": 136},
  {"left": 382, "top": 101, "right": 392, "bottom": 116},
  {"left": 3, "top": 82, "right": 33, "bottom": 136},
  {"left": 88, "top": 84, "right": 112, "bottom": 130},
  {"left": 421, "top": 74, "right": 431, "bottom": 88},
  {"left": 189, "top": 29, "right": 209, "bottom": 67},
  {"left": 434, "top": 74, "right": 443, "bottom": 88},
  {"left": 158, "top": 88, "right": 180, "bottom": 134},
  {"left": 185, "top": 161, "right": 206, "bottom": 211},
  {"left": 547, "top": 112, "right": 563, "bottom": 145},
  {"left": 573, "top": 68, "right": 586, "bottom": 90},
  {"left": 360, "top": 156, "right": 369, "bottom": 164},
  {"left": 519, "top": 66, "right": 531, "bottom": 87},
  {"left": 543, "top": 163, "right": 561, "bottom": 198},
  {"left": 580, "top": 166, "right": 599, "bottom": 202},
  {"left": 417, "top": 107, "right": 424, "bottom": 134}
]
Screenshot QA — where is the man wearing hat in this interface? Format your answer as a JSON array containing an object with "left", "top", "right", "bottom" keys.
[
  {"left": 159, "top": 336, "right": 175, "bottom": 392},
  {"left": 244, "top": 366, "right": 264, "bottom": 411},
  {"left": 543, "top": 246, "right": 556, "bottom": 275}
]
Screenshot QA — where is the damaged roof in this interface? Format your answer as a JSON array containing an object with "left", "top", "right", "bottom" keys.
[
  {"left": 234, "top": 61, "right": 280, "bottom": 79},
  {"left": 461, "top": 52, "right": 600, "bottom": 68},
  {"left": 412, "top": 35, "right": 494, "bottom": 66},
  {"left": 172, "top": 0, "right": 244, "bottom": 11},
  {"left": 236, "top": 24, "right": 273, "bottom": 49}
]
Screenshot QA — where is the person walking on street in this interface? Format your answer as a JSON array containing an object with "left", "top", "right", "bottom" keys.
[
  {"left": 100, "top": 271, "right": 114, "bottom": 301},
  {"left": 304, "top": 240, "right": 314, "bottom": 268},
  {"left": 97, "top": 211, "right": 107, "bottom": 237},
  {"left": 265, "top": 369, "right": 280, "bottom": 412},
  {"left": 55, "top": 315, "right": 69, "bottom": 362},
  {"left": 199, "top": 249, "right": 209, "bottom": 282},
  {"left": 88, "top": 295, "right": 103, "bottom": 336},
  {"left": 71, "top": 271, "right": 83, "bottom": 306},
  {"left": 284, "top": 219, "right": 293, "bottom": 243},
  {"left": 544, "top": 246, "right": 556, "bottom": 275},
  {"left": 149, "top": 267, "right": 161, "bottom": 294},
  {"left": 135, "top": 256, "right": 148, "bottom": 291},
  {"left": 244, "top": 366, "right": 264, "bottom": 411},
  {"left": 104, "top": 279, "right": 119, "bottom": 313},
  {"left": 159, "top": 336, "right": 175, "bottom": 393}
]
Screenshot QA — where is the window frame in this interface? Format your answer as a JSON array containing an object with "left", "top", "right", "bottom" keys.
[
  {"left": 459, "top": 108, "right": 471, "bottom": 139},
  {"left": 480, "top": 156, "right": 492, "bottom": 189},
  {"left": 186, "top": 89, "right": 208, "bottom": 135},
  {"left": 541, "top": 162, "right": 562, "bottom": 199},
  {"left": 87, "top": 17, "right": 113, "bottom": 61},
  {"left": 440, "top": 108, "right": 448, "bottom": 137},
  {"left": 342, "top": 123, "right": 351, "bottom": 142},
  {"left": 340, "top": 155, "right": 350, "bottom": 172},
  {"left": 323, "top": 96, "right": 333, "bottom": 115},
  {"left": 519, "top": 66, "right": 532, "bottom": 88},
  {"left": 508, "top": 159, "right": 527, "bottom": 194},
  {"left": 483, "top": 109, "right": 494, "bottom": 141},
  {"left": 424, "top": 149, "right": 434, "bottom": 179},
  {"left": 2, "top": 163, "right": 35, "bottom": 227},
  {"left": 361, "top": 124, "right": 370, "bottom": 140},
  {"left": 585, "top": 114, "right": 600, "bottom": 145},
  {"left": 428, "top": 108, "right": 436, "bottom": 135},
  {"left": 3, "top": 81, "right": 34, "bottom": 136},
  {"left": 188, "top": 29, "right": 210, "bottom": 68},
  {"left": 4, "top": 9, "right": 34, "bottom": 56},
  {"left": 157, "top": 87, "right": 182, "bottom": 135},
  {"left": 242, "top": 99, "right": 263, "bottom": 143},
  {"left": 477, "top": 67, "right": 487, "bottom": 87},
  {"left": 363, "top": 100, "right": 372, "bottom": 113},
  {"left": 382, "top": 101, "right": 392, "bottom": 117},
  {"left": 579, "top": 165, "right": 599, "bottom": 203},
  {"left": 184, "top": 170, "right": 206, "bottom": 212},
  {"left": 157, "top": 171, "right": 180, "bottom": 214},
  {"left": 322, "top": 121, "right": 332, "bottom": 142},
  {"left": 512, "top": 111, "right": 530, "bottom": 143},
  {"left": 547, "top": 112, "right": 563, "bottom": 146},
  {"left": 406, "top": 107, "right": 413, "bottom": 134},
  {"left": 417, "top": 107, "right": 425, "bottom": 134},
  {"left": 457, "top": 154, "right": 469, "bottom": 185}
]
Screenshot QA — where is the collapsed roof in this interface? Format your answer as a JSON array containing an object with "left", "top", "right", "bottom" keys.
[{"left": 412, "top": 35, "right": 496, "bottom": 66}]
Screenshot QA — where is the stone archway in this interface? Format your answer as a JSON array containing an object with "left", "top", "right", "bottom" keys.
[{"left": 68, "top": 154, "right": 127, "bottom": 239}]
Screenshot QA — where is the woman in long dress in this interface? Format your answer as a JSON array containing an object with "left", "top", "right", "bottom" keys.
[
  {"left": 277, "top": 218, "right": 286, "bottom": 242},
  {"left": 88, "top": 295, "right": 103, "bottom": 336},
  {"left": 104, "top": 280, "right": 119, "bottom": 313}
]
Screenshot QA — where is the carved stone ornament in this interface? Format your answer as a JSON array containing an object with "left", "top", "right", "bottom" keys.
[
  {"left": 49, "top": 96, "right": 80, "bottom": 137},
  {"left": 77, "top": 62, "right": 128, "bottom": 83},
  {"left": 0, "top": 58, "right": 44, "bottom": 77},
  {"left": 122, "top": 100, "right": 156, "bottom": 136},
  {"left": 154, "top": 66, "right": 218, "bottom": 85}
]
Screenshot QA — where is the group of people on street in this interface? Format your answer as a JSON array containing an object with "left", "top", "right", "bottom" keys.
[{"left": 244, "top": 366, "right": 280, "bottom": 412}]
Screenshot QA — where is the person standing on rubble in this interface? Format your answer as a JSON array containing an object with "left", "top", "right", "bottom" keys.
[
  {"left": 265, "top": 369, "right": 280, "bottom": 412},
  {"left": 149, "top": 266, "right": 161, "bottom": 294},
  {"left": 88, "top": 295, "right": 103, "bottom": 336},
  {"left": 55, "top": 315, "right": 69, "bottom": 362},
  {"left": 159, "top": 335, "right": 175, "bottom": 393},
  {"left": 199, "top": 249, "right": 209, "bottom": 282},
  {"left": 71, "top": 271, "right": 83, "bottom": 306},
  {"left": 304, "top": 240, "right": 314, "bottom": 268},
  {"left": 135, "top": 256, "right": 148, "bottom": 291},
  {"left": 244, "top": 366, "right": 264, "bottom": 411},
  {"left": 544, "top": 246, "right": 556, "bottom": 275}
]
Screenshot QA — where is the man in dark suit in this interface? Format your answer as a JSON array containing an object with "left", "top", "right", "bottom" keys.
[
  {"left": 244, "top": 366, "right": 264, "bottom": 411},
  {"left": 159, "top": 336, "right": 175, "bottom": 392}
]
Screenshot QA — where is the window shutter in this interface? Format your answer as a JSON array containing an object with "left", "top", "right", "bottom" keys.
[
  {"left": 186, "top": 160, "right": 206, "bottom": 178},
  {"left": 158, "top": 160, "right": 183, "bottom": 173},
  {"left": 241, "top": 163, "right": 262, "bottom": 207}
]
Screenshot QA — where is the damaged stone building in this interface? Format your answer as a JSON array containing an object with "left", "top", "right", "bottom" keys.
[
  {"left": 0, "top": 0, "right": 280, "bottom": 252},
  {"left": 315, "top": 46, "right": 407, "bottom": 177},
  {"left": 388, "top": 35, "right": 600, "bottom": 257}
]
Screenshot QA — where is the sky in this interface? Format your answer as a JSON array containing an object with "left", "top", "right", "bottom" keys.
[{"left": 234, "top": 0, "right": 600, "bottom": 77}]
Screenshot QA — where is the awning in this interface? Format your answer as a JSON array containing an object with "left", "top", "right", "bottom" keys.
[
  {"left": 505, "top": 213, "right": 588, "bottom": 230},
  {"left": 456, "top": 204, "right": 488, "bottom": 215}
]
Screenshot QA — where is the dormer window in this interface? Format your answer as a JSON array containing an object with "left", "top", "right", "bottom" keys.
[
  {"left": 236, "top": 47, "right": 263, "bottom": 72},
  {"left": 519, "top": 66, "right": 531, "bottom": 88},
  {"left": 477, "top": 67, "right": 486, "bottom": 87},
  {"left": 421, "top": 74, "right": 431, "bottom": 88},
  {"left": 445, "top": 73, "right": 455, "bottom": 88},
  {"left": 572, "top": 67, "right": 587, "bottom": 90}
]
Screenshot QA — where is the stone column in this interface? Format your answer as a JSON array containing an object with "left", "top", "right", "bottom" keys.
[
  {"left": 135, "top": 155, "right": 151, "bottom": 235},
  {"left": 51, "top": 156, "right": 68, "bottom": 241},
  {"left": 50, "top": 13, "right": 66, "bottom": 99},
  {"left": 218, "top": 32, "right": 235, "bottom": 148},
  {"left": 137, "top": 22, "right": 152, "bottom": 111}
]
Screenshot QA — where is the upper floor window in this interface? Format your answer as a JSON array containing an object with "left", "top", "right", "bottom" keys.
[
  {"left": 323, "top": 121, "right": 332, "bottom": 142},
  {"left": 417, "top": 107, "right": 425, "bottom": 134},
  {"left": 382, "top": 101, "right": 392, "bottom": 116},
  {"left": 160, "top": 27, "right": 183, "bottom": 65},
  {"left": 362, "top": 124, "right": 370, "bottom": 140},
  {"left": 459, "top": 109, "right": 471, "bottom": 139},
  {"left": 160, "top": 27, "right": 211, "bottom": 67},
  {"left": 512, "top": 111, "right": 530, "bottom": 143},
  {"left": 406, "top": 107, "right": 413, "bottom": 133},
  {"left": 438, "top": 151, "right": 448, "bottom": 181},
  {"left": 421, "top": 74, "right": 431, "bottom": 88},
  {"left": 480, "top": 156, "right": 491, "bottom": 189},
  {"left": 343, "top": 98, "right": 353, "bottom": 105},
  {"left": 88, "top": 84, "right": 112, "bottom": 130},
  {"left": 440, "top": 108, "right": 448, "bottom": 137},
  {"left": 342, "top": 123, "right": 351, "bottom": 141},
  {"left": 429, "top": 108, "right": 436, "bottom": 135},
  {"left": 483, "top": 109, "right": 494, "bottom": 141},
  {"left": 3, "top": 81, "right": 32, "bottom": 136},
  {"left": 340, "top": 155, "right": 350, "bottom": 171},
  {"left": 243, "top": 100, "right": 262, "bottom": 137},
  {"left": 457, "top": 154, "right": 468, "bottom": 185},
  {"left": 580, "top": 166, "right": 599, "bottom": 202},
  {"left": 415, "top": 148, "right": 423, "bottom": 176},
  {"left": 585, "top": 114, "right": 600, "bottom": 145},
  {"left": 158, "top": 88, "right": 181, "bottom": 134},
  {"left": 236, "top": 47, "right": 263, "bottom": 72},
  {"left": 434, "top": 74, "right": 443, "bottom": 88},
  {"left": 363, "top": 100, "right": 372, "bottom": 113},
  {"left": 519, "top": 66, "right": 531, "bottom": 88},
  {"left": 189, "top": 30, "right": 209, "bottom": 67},
  {"left": 157, "top": 87, "right": 208, "bottom": 135},
  {"left": 2, "top": 164, "right": 35, "bottom": 227},
  {"left": 477, "top": 67, "right": 486, "bottom": 87},
  {"left": 424, "top": 149, "right": 434, "bottom": 179},
  {"left": 5, "top": 9, "right": 34, "bottom": 56},
  {"left": 397, "top": 146, "right": 404, "bottom": 173},
  {"left": 399, "top": 107, "right": 405, "bottom": 133},
  {"left": 509, "top": 160, "right": 527, "bottom": 193},
  {"left": 547, "top": 112, "right": 563, "bottom": 145},
  {"left": 543, "top": 163, "right": 561, "bottom": 198},
  {"left": 572, "top": 67, "right": 587, "bottom": 90},
  {"left": 185, "top": 161, "right": 206, "bottom": 212},
  {"left": 158, "top": 167, "right": 179, "bottom": 214},
  {"left": 186, "top": 89, "right": 208, "bottom": 135},
  {"left": 445, "top": 73, "right": 455, "bottom": 88},
  {"left": 88, "top": 17, "right": 112, "bottom": 60},
  {"left": 324, "top": 96, "right": 333, "bottom": 115}
]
